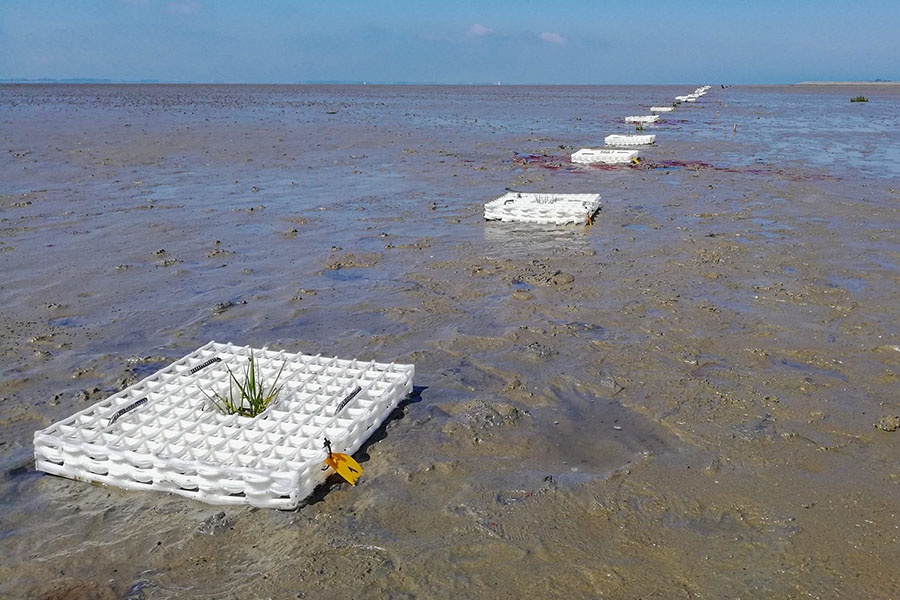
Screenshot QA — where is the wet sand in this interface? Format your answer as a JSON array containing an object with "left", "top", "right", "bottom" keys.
[{"left": 1, "top": 84, "right": 899, "bottom": 598}]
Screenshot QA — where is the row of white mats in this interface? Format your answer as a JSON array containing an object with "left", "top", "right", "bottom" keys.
[
  {"left": 485, "top": 87, "right": 713, "bottom": 224},
  {"left": 572, "top": 86, "right": 713, "bottom": 165}
]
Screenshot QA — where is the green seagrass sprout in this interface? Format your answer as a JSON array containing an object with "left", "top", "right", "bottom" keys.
[
  {"left": 850, "top": 96, "right": 868, "bottom": 102},
  {"left": 202, "top": 351, "right": 285, "bottom": 417}
]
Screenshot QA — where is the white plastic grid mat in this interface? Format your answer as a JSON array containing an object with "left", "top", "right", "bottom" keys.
[
  {"left": 33, "top": 341, "right": 414, "bottom": 509},
  {"left": 484, "top": 192, "right": 600, "bottom": 225},
  {"left": 571, "top": 148, "right": 639, "bottom": 165},
  {"left": 604, "top": 134, "right": 656, "bottom": 146},
  {"left": 624, "top": 115, "right": 659, "bottom": 124},
  {"left": 650, "top": 106, "right": 674, "bottom": 113}
]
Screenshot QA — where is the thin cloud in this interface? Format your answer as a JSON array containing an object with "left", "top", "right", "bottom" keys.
[
  {"left": 468, "top": 24, "right": 492, "bottom": 37},
  {"left": 168, "top": 1, "right": 201, "bottom": 15},
  {"left": 539, "top": 32, "right": 567, "bottom": 45}
]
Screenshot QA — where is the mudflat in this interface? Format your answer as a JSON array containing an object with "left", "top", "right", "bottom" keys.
[{"left": 1, "top": 84, "right": 899, "bottom": 598}]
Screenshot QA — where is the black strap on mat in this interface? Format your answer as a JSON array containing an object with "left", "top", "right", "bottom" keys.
[
  {"left": 189, "top": 357, "right": 221, "bottom": 374},
  {"left": 336, "top": 387, "right": 362, "bottom": 414},
  {"left": 109, "top": 397, "right": 148, "bottom": 425}
]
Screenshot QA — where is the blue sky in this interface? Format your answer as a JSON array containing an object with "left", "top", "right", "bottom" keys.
[{"left": 1, "top": 0, "right": 897, "bottom": 84}]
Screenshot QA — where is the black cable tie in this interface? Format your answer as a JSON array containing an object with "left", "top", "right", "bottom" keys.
[
  {"left": 336, "top": 387, "right": 362, "bottom": 415},
  {"left": 189, "top": 357, "right": 221, "bottom": 374},
  {"left": 109, "top": 397, "right": 148, "bottom": 425}
]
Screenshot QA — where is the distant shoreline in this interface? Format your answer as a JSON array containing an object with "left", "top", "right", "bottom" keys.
[
  {"left": 0, "top": 79, "right": 896, "bottom": 86},
  {"left": 795, "top": 81, "right": 898, "bottom": 86}
]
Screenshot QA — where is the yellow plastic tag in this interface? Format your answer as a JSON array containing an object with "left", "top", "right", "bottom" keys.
[
  {"left": 325, "top": 452, "right": 363, "bottom": 486},
  {"left": 631, "top": 157, "right": 640, "bottom": 165}
]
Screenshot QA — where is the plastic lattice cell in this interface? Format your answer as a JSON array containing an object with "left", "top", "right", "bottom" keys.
[
  {"left": 33, "top": 342, "right": 414, "bottom": 509},
  {"left": 484, "top": 192, "right": 601, "bottom": 225},
  {"left": 650, "top": 106, "right": 674, "bottom": 113}
]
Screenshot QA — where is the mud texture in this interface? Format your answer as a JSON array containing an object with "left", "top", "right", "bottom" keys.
[{"left": 1, "top": 84, "right": 899, "bottom": 599}]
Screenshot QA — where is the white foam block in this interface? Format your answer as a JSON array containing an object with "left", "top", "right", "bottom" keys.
[
  {"left": 484, "top": 192, "right": 601, "bottom": 225},
  {"left": 571, "top": 148, "right": 639, "bottom": 165},
  {"left": 33, "top": 342, "right": 415, "bottom": 509},
  {"left": 604, "top": 134, "right": 656, "bottom": 146}
]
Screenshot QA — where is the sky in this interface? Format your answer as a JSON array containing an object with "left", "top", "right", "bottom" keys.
[{"left": 1, "top": 0, "right": 898, "bottom": 84}]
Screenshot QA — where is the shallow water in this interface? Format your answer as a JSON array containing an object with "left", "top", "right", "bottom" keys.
[{"left": 2, "top": 84, "right": 900, "bottom": 598}]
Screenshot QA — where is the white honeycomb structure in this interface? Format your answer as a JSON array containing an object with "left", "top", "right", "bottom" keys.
[
  {"left": 484, "top": 192, "right": 601, "bottom": 225},
  {"left": 624, "top": 115, "right": 659, "bottom": 124},
  {"left": 571, "top": 148, "right": 639, "bottom": 165},
  {"left": 33, "top": 342, "right": 415, "bottom": 509},
  {"left": 604, "top": 134, "right": 656, "bottom": 146}
]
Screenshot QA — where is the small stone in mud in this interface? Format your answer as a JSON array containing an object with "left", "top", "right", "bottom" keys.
[
  {"left": 76, "top": 387, "right": 103, "bottom": 403},
  {"left": 396, "top": 238, "right": 433, "bottom": 250},
  {"left": 875, "top": 416, "right": 900, "bottom": 432},
  {"left": 511, "top": 290, "right": 533, "bottom": 301},
  {"left": 71, "top": 367, "right": 92, "bottom": 379},
  {"left": 207, "top": 248, "right": 234, "bottom": 257},
  {"left": 212, "top": 300, "right": 247, "bottom": 314},
  {"left": 115, "top": 372, "right": 138, "bottom": 389},
  {"left": 496, "top": 489, "right": 531, "bottom": 506},
  {"left": 153, "top": 248, "right": 166, "bottom": 256},
  {"left": 526, "top": 341, "right": 558, "bottom": 358},
  {"left": 598, "top": 375, "right": 624, "bottom": 394},
  {"left": 115, "top": 264, "right": 131, "bottom": 270},
  {"left": 502, "top": 378, "right": 524, "bottom": 392},
  {"left": 127, "top": 355, "right": 168, "bottom": 364},
  {"left": 197, "top": 511, "right": 233, "bottom": 535},
  {"left": 157, "top": 258, "right": 181, "bottom": 267},
  {"left": 442, "top": 399, "right": 531, "bottom": 439}
]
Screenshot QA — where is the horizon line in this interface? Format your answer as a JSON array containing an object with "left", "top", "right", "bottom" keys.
[{"left": 1, "top": 78, "right": 894, "bottom": 86}]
